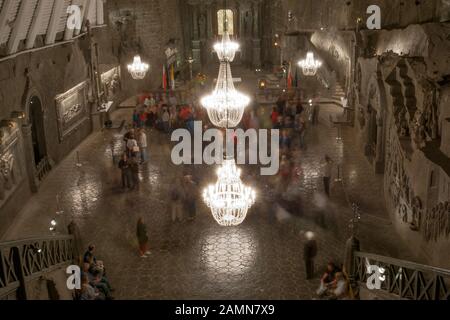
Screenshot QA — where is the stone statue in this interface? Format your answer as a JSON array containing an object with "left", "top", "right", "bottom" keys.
[
  {"left": 410, "top": 197, "right": 422, "bottom": 231},
  {"left": 198, "top": 13, "right": 206, "bottom": 39}
]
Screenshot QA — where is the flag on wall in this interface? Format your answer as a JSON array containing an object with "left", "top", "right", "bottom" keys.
[
  {"left": 287, "top": 62, "right": 293, "bottom": 89},
  {"left": 162, "top": 65, "right": 168, "bottom": 91},
  {"left": 170, "top": 64, "right": 175, "bottom": 90},
  {"left": 294, "top": 67, "right": 299, "bottom": 88}
]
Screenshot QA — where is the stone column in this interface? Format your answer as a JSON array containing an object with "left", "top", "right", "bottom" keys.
[
  {"left": 206, "top": 2, "right": 213, "bottom": 38},
  {"left": 238, "top": 5, "right": 246, "bottom": 64},
  {"left": 374, "top": 114, "right": 385, "bottom": 174},
  {"left": 191, "top": 4, "right": 202, "bottom": 72},
  {"left": 251, "top": 1, "right": 261, "bottom": 68}
]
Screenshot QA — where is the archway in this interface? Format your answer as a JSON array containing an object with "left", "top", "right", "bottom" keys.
[{"left": 29, "top": 96, "right": 47, "bottom": 166}]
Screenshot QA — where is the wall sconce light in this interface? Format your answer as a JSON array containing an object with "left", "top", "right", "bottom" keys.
[
  {"left": 0, "top": 120, "right": 15, "bottom": 128},
  {"left": 259, "top": 79, "right": 267, "bottom": 89},
  {"left": 10, "top": 111, "right": 25, "bottom": 120}
]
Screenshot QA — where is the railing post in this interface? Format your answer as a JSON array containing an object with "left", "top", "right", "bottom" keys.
[
  {"left": 68, "top": 221, "right": 83, "bottom": 265},
  {"left": 11, "top": 247, "right": 27, "bottom": 300},
  {"left": 344, "top": 236, "right": 360, "bottom": 299}
]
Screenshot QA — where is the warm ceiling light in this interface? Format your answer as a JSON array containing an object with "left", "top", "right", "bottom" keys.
[
  {"left": 203, "top": 158, "right": 256, "bottom": 227},
  {"left": 127, "top": 55, "right": 149, "bottom": 80},
  {"left": 201, "top": 62, "right": 250, "bottom": 128},
  {"left": 214, "top": 31, "right": 240, "bottom": 62},
  {"left": 298, "top": 52, "right": 322, "bottom": 76}
]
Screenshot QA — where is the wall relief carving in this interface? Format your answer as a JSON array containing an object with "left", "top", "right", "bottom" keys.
[
  {"left": 387, "top": 129, "right": 449, "bottom": 242},
  {"left": 0, "top": 127, "right": 24, "bottom": 205},
  {"left": 55, "top": 81, "right": 89, "bottom": 142},
  {"left": 423, "top": 201, "right": 450, "bottom": 242}
]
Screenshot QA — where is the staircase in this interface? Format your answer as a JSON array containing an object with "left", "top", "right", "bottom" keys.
[{"left": 351, "top": 251, "right": 450, "bottom": 300}]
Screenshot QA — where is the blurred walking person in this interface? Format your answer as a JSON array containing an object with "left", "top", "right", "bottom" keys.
[
  {"left": 323, "top": 155, "right": 333, "bottom": 197},
  {"left": 137, "top": 129, "right": 148, "bottom": 164},
  {"left": 303, "top": 231, "right": 318, "bottom": 280},
  {"left": 136, "top": 218, "right": 151, "bottom": 258}
]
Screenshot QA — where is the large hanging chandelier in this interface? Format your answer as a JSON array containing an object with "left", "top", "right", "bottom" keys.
[
  {"left": 127, "top": 55, "right": 149, "bottom": 80},
  {"left": 203, "top": 158, "right": 256, "bottom": 227},
  {"left": 201, "top": 62, "right": 250, "bottom": 128},
  {"left": 298, "top": 52, "right": 322, "bottom": 76},
  {"left": 214, "top": 31, "right": 239, "bottom": 62},
  {"left": 202, "top": 0, "right": 255, "bottom": 227}
]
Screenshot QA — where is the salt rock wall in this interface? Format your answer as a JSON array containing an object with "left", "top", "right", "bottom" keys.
[
  {"left": 355, "top": 26, "right": 450, "bottom": 268},
  {"left": 105, "top": 0, "right": 184, "bottom": 95}
]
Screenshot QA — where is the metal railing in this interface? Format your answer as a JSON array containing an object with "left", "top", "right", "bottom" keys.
[
  {"left": 35, "top": 157, "right": 52, "bottom": 182},
  {"left": 353, "top": 251, "right": 450, "bottom": 300},
  {"left": 0, "top": 235, "right": 74, "bottom": 300}
]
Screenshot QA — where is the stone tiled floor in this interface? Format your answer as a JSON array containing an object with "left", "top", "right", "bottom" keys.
[{"left": 1, "top": 69, "right": 425, "bottom": 299}]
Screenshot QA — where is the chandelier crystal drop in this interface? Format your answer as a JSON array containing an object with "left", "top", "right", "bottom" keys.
[
  {"left": 203, "top": 158, "right": 256, "bottom": 227},
  {"left": 298, "top": 52, "right": 322, "bottom": 76},
  {"left": 127, "top": 55, "right": 149, "bottom": 80},
  {"left": 201, "top": 62, "right": 250, "bottom": 128},
  {"left": 214, "top": 31, "right": 240, "bottom": 62}
]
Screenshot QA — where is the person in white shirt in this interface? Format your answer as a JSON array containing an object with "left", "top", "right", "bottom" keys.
[
  {"left": 331, "top": 272, "right": 348, "bottom": 299},
  {"left": 126, "top": 133, "right": 139, "bottom": 158},
  {"left": 138, "top": 129, "right": 148, "bottom": 163},
  {"left": 168, "top": 93, "right": 178, "bottom": 107},
  {"left": 162, "top": 108, "right": 170, "bottom": 133}
]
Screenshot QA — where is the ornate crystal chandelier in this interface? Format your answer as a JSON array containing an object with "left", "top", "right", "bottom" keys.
[
  {"left": 201, "top": 61, "right": 250, "bottom": 128},
  {"left": 127, "top": 55, "right": 149, "bottom": 80},
  {"left": 202, "top": 0, "right": 255, "bottom": 227},
  {"left": 203, "top": 158, "right": 256, "bottom": 227},
  {"left": 298, "top": 52, "right": 322, "bottom": 76},
  {"left": 214, "top": 31, "right": 239, "bottom": 62}
]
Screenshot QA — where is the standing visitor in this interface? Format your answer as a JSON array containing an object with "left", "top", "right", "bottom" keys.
[
  {"left": 132, "top": 110, "right": 139, "bottom": 128},
  {"left": 303, "top": 231, "right": 318, "bottom": 280},
  {"left": 118, "top": 153, "right": 132, "bottom": 189},
  {"left": 323, "top": 155, "right": 333, "bottom": 197},
  {"left": 182, "top": 175, "right": 197, "bottom": 221},
  {"left": 129, "top": 156, "right": 140, "bottom": 190},
  {"left": 170, "top": 105, "right": 178, "bottom": 129},
  {"left": 169, "top": 92, "right": 178, "bottom": 107},
  {"left": 249, "top": 110, "right": 260, "bottom": 130},
  {"left": 136, "top": 218, "right": 151, "bottom": 258},
  {"left": 137, "top": 129, "right": 148, "bottom": 164},
  {"left": 162, "top": 107, "right": 170, "bottom": 133},
  {"left": 126, "top": 133, "right": 139, "bottom": 158},
  {"left": 295, "top": 116, "right": 307, "bottom": 150},
  {"left": 271, "top": 107, "right": 279, "bottom": 128},
  {"left": 170, "top": 178, "right": 183, "bottom": 222}
]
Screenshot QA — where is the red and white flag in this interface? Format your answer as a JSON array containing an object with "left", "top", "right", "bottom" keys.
[
  {"left": 287, "top": 62, "right": 293, "bottom": 89},
  {"left": 162, "top": 65, "right": 168, "bottom": 91}
]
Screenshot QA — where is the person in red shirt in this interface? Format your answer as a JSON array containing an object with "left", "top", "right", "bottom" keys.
[{"left": 271, "top": 107, "right": 279, "bottom": 128}]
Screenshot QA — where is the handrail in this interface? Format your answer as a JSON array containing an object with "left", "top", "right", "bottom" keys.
[
  {"left": 0, "top": 235, "right": 75, "bottom": 299},
  {"left": 0, "top": 235, "right": 73, "bottom": 249},
  {"left": 353, "top": 251, "right": 450, "bottom": 300},
  {"left": 355, "top": 251, "right": 450, "bottom": 277}
]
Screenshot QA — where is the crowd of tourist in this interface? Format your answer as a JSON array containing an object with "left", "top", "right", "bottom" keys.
[
  {"left": 111, "top": 86, "right": 346, "bottom": 298},
  {"left": 78, "top": 245, "right": 114, "bottom": 300}
]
